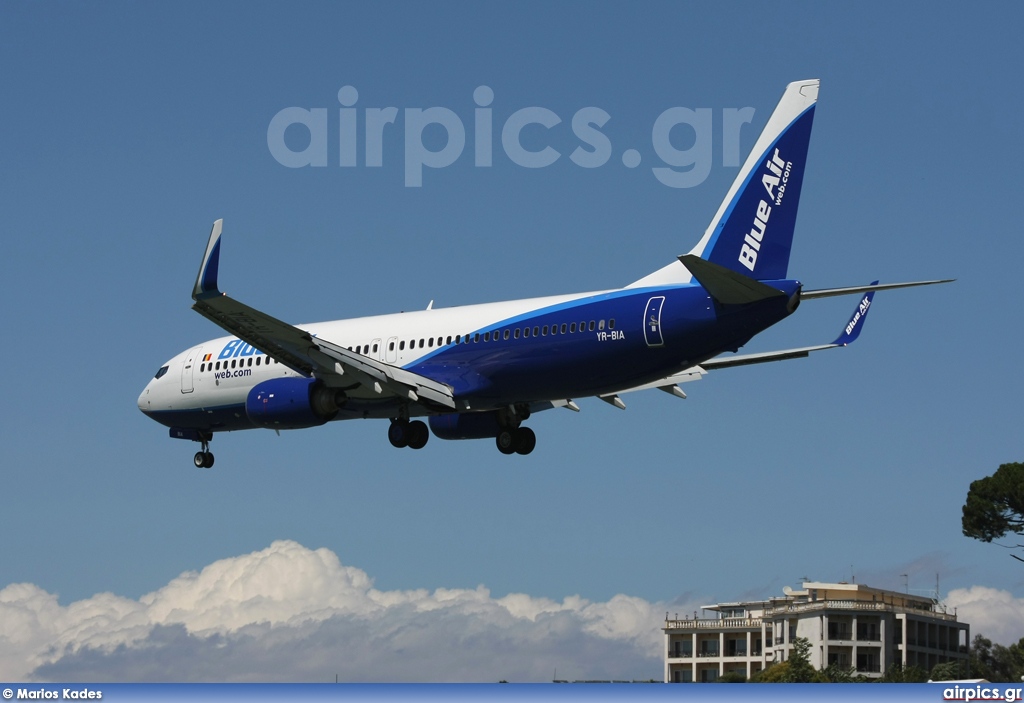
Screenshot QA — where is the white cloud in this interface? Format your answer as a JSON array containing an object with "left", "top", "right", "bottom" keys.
[
  {"left": 946, "top": 586, "right": 1024, "bottom": 646},
  {"left": 0, "top": 540, "right": 686, "bottom": 682}
]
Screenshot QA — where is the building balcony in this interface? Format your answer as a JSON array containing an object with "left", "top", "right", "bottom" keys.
[
  {"left": 762, "top": 599, "right": 957, "bottom": 621},
  {"left": 663, "top": 617, "right": 763, "bottom": 630}
]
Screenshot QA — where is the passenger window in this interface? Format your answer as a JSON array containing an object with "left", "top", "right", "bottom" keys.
[
  {"left": 455, "top": 334, "right": 461, "bottom": 344},
  {"left": 589, "top": 321, "right": 595, "bottom": 331},
  {"left": 514, "top": 328, "right": 520, "bottom": 339},
  {"left": 542, "top": 325, "right": 548, "bottom": 336},
  {"left": 484, "top": 332, "right": 490, "bottom": 342},
  {"left": 560, "top": 323, "right": 567, "bottom": 334},
  {"left": 231, "top": 360, "right": 236, "bottom": 369},
  {"left": 400, "top": 341, "right": 405, "bottom": 350},
  {"left": 609, "top": 319, "right": 616, "bottom": 330},
  {"left": 523, "top": 327, "right": 530, "bottom": 338},
  {"left": 598, "top": 320, "right": 605, "bottom": 330},
  {"left": 474, "top": 333, "right": 480, "bottom": 343},
  {"left": 256, "top": 357, "right": 261, "bottom": 366},
  {"left": 503, "top": 329, "right": 510, "bottom": 340},
  {"left": 389, "top": 341, "right": 395, "bottom": 351},
  {"left": 247, "top": 358, "right": 253, "bottom": 367},
  {"left": 447, "top": 336, "right": 452, "bottom": 344},
  {"left": 533, "top": 326, "right": 540, "bottom": 337},
  {"left": 570, "top": 322, "right": 576, "bottom": 333},
  {"left": 428, "top": 338, "right": 434, "bottom": 348},
  {"left": 373, "top": 343, "right": 379, "bottom": 353}
]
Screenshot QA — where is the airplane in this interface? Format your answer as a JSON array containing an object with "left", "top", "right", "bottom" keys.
[{"left": 138, "top": 79, "right": 951, "bottom": 467}]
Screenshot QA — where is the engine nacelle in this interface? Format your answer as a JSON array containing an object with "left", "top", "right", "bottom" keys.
[
  {"left": 428, "top": 411, "right": 503, "bottom": 440},
  {"left": 245, "top": 377, "right": 344, "bottom": 430}
]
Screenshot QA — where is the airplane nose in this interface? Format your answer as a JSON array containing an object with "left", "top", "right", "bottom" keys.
[{"left": 138, "top": 384, "right": 152, "bottom": 415}]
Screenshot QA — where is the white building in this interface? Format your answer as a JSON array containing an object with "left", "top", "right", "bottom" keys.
[{"left": 663, "top": 581, "right": 969, "bottom": 682}]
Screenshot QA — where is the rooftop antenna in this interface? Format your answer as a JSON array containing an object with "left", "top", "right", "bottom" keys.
[
  {"left": 901, "top": 574, "right": 909, "bottom": 593},
  {"left": 851, "top": 565, "right": 855, "bottom": 584}
]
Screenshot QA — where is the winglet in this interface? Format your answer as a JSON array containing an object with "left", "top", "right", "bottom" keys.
[
  {"left": 192, "top": 219, "right": 223, "bottom": 300},
  {"left": 831, "top": 281, "right": 878, "bottom": 346}
]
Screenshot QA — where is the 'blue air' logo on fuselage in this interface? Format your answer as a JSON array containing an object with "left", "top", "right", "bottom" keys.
[
  {"left": 738, "top": 148, "right": 792, "bottom": 272},
  {"left": 219, "top": 339, "right": 263, "bottom": 359}
]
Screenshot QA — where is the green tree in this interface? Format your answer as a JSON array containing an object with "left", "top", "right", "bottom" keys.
[
  {"left": 783, "top": 638, "right": 818, "bottom": 682},
  {"left": 878, "top": 663, "right": 929, "bottom": 682},
  {"left": 969, "top": 634, "right": 1024, "bottom": 683},
  {"left": 962, "top": 462, "right": 1024, "bottom": 561},
  {"left": 819, "top": 662, "right": 859, "bottom": 683},
  {"left": 751, "top": 662, "right": 789, "bottom": 683},
  {"left": 717, "top": 671, "right": 748, "bottom": 683},
  {"left": 929, "top": 660, "right": 966, "bottom": 682}
]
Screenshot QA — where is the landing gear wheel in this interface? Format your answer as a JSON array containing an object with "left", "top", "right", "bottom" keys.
[
  {"left": 194, "top": 451, "right": 214, "bottom": 468},
  {"left": 407, "top": 421, "right": 429, "bottom": 450},
  {"left": 388, "top": 420, "right": 409, "bottom": 448},
  {"left": 496, "top": 430, "right": 517, "bottom": 455},
  {"left": 513, "top": 427, "right": 536, "bottom": 455}
]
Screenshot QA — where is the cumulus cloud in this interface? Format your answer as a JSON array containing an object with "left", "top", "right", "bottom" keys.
[
  {"left": 946, "top": 586, "right": 1024, "bottom": 646},
  {"left": 0, "top": 540, "right": 685, "bottom": 682}
]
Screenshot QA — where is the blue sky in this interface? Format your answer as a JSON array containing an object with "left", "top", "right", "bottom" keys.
[{"left": 2, "top": 1, "right": 1023, "bottom": 682}]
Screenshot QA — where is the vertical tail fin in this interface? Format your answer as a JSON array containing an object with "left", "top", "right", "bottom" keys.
[{"left": 630, "top": 79, "right": 819, "bottom": 288}]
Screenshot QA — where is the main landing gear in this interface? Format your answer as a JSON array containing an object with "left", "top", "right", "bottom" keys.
[
  {"left": 388, "top": 419, "right": 429, "bottom": 450},
  {"left": 496, "top": 427, "right": 536, "bottom": 456}
]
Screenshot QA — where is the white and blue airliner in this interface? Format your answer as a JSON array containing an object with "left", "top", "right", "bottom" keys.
[{"left": 138, "top": 79, "right": 950, "bottom": 467}]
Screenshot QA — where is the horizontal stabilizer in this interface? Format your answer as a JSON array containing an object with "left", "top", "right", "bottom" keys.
[
  {"left": 679, "top": 255, "right": 787, "bottom": 305},
  {"left": 702, "top": 285, "right": 882, "bottom": 369},
  {"left": 801, "top": 278, "right": 954, "bottom": 300}
]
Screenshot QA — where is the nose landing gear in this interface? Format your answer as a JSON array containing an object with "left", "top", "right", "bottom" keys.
[{"left": 193, "top": 436, "right": 215, "bottom": 468}]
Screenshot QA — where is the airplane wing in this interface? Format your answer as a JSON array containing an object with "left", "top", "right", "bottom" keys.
[
  {"left": 595, "top": 285, "right": 881, "bottom": 408},
  {"left": 190, "top": 220, "right": 456, "bottom": 409}
]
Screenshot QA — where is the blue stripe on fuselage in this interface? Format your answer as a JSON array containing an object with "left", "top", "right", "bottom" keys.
[{"left": 408, "top": 281, "right": 800, "bottom": 405}]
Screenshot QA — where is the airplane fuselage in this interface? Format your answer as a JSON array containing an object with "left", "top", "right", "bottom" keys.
[{"left": 138, "top": 280, "right": 801, "bottom": 434}]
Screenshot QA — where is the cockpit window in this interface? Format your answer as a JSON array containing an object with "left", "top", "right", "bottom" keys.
[{"left": 154, "top": 365, "right": 169, "bottom": 380}]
